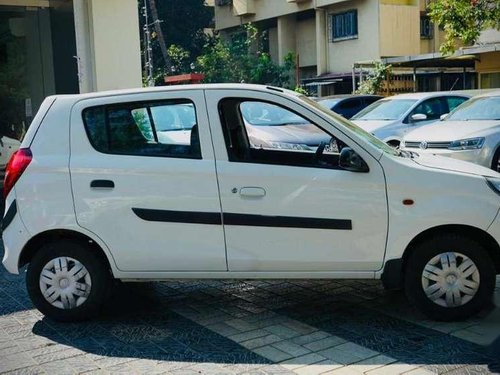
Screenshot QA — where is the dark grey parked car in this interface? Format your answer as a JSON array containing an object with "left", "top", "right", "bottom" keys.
[{"left": 318, "top": 95, "right": 383, "bottom": 119}]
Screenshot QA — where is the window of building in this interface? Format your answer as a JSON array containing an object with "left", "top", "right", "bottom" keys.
[
  {"left": 420, "top": 15, "right": 433, "bottom": 39},
  {"left": 218, "top": 98, "right": 351, "bottom": 169},
  {"left": 480, "top": 72, "right": 500, "bottom": 89},
  {"left": 82, "top": 100, "right": 201, "bottom": 159},
  {"left": 330, "top": 10, "right": 358, "bottom": 42}
]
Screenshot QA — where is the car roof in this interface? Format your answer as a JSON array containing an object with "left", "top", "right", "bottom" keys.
[
  {"left": 473, "top": 90, "right": 500, "bottom": 98},
  {"left": 319, "top": 94, "right": 382, "bottom": 100},
  {"left": 384, "top": 91, "right": 472, "bottom": 100},
  {"left": 51, "top": 84, "right": 300, "bottom": 102}
]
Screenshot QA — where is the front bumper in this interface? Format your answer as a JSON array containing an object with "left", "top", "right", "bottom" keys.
[
  {"left": 401, "top": 147, "right": 491, "bottom": 168},
  {"left": 2, "top": 197, "right": 30, "bottom": 274}
]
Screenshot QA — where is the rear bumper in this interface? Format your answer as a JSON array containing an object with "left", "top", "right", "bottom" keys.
[{"left": 2, "top": 197, "right": 30, "bottom": 274}]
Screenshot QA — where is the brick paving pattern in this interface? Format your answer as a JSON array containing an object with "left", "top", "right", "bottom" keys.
[{"left": 0, "top": 245, "right": 499, "bottom": 374}]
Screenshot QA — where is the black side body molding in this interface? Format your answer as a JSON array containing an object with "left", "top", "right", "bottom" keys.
[
  {"left": 224, "top": 213, "right": 352, "bottom": 230},
  {"left": 132, "top": 208, "right": 352, "bottom": 230},
  {"left": 132, "top": 208, "right": 222, "bottom": 225},
  {"left": 2, "top": 200, "right": 17, "bottom": 231}
]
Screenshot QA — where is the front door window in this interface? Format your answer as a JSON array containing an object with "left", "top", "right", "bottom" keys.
[{"left": 220, "top": 99, "right": 354, "bottom": 169}]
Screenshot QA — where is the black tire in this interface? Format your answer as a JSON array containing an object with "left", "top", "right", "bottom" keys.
[
  {"left": 491, "top": 147, "right": 500, "bottom": 173},
  {"left": 26, "top": 239, "right": 112, "bottom": 322},
  {"left": 405, "top": 234, "right": 495, "bottom": 321}
]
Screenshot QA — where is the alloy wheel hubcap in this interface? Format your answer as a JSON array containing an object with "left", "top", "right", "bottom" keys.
[
  {"left": 39, "top": 257, "right": 92, "bottom": 309},
  {"left": 421, "top": 252, "right": 480, "bottom": 308}
]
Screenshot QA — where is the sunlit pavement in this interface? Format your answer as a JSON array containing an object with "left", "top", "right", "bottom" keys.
[{"left": 0, "top": 244, "right": 499, "bottom": 374}]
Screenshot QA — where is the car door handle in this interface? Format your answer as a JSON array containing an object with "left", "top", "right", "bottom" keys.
[
  {"left": 239, "top": 187, "right": 266, "bottom": 198},
  {"left": 90, "top": 180, "right": 115, "bottom": 189}
]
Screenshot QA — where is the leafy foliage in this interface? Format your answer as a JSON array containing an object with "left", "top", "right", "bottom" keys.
[
  {"left": 139, "top": 0, "right": 213, "bottom": 84},
  {"left": 355, "top": 62, "right": 391, "bottom": 95},
  {"left": 429, "top": 0, "right": 500, "bottom": 54},
  {"left": 196, "top": 24, "right": 296, "bottom": 88}
]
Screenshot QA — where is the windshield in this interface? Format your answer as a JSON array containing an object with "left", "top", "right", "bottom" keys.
[
  {"left": 299, "top": 95, "right": 400, "bottom": 156},
  {"left": 352, "top": 99, "right": 417, "bottom": 120},
  {"left": 447, "top": 96, "right": 500, "bottom": 121}
]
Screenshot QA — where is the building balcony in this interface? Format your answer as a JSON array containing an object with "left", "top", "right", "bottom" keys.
[{"left": 232, "top": 0, "right": 255, "bottom": 16}]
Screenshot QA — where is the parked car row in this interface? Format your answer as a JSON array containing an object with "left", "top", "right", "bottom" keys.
[{"left": 319, "top": 91, "right": 500, "bottom": 173}]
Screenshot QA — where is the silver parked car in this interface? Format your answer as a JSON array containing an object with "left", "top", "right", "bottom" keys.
[
  {"left": 401, "top": 91, "right": 500, "bottom": 172},
  {"left": 351, "top": 92, "right": 470, "bottom": 147}
]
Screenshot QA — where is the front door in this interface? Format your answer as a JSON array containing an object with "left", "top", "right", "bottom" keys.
[
  {"left": 205, "top": 90, "right": 388, "bottom": 272},
  {"left": 70, "top": 90, "right": 226, "bottom": 272}
]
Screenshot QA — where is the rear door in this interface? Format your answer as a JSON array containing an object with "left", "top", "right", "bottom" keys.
[{"left": 70, "top": 90, "right": 226, "bottom": 272}]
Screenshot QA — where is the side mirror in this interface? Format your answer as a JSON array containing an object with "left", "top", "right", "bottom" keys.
[
  {"left": 411, "top": 113, "right": 427, "bottom": 122},
  {"left": 440, "top": 113, "right": 448, "bottom": 121},
  {"left": 339, "top": 147, "right": 369, "bottom": 172}
]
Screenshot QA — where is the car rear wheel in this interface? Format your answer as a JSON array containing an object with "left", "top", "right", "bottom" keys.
[
  {"left": 404, "top": 234, "right": 495, "bottom": 321},
  {"left": 27, "top": 239, "right": 111, "bottom": 322}
]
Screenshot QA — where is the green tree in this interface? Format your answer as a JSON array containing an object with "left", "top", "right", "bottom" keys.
[
  {"left": 429, "top": 0, "right": 500, "bottom": 54},
  {"left": 196, "top": 24, "right": 296, "bottom": 88},
  {"left": 139, "top": 0, "right": 213, "bottom": 84},
  {"left": 355, "top": 62, "right": 391, "bottom": 95}
]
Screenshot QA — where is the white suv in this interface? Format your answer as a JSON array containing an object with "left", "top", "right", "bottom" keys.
[{"left": 2, "top": 84, "right": 500, "bottom": 322}]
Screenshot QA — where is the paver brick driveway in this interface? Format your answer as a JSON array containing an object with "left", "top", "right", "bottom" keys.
[{"left": 0, "top": 241, "right": 499, "bottom": 375}]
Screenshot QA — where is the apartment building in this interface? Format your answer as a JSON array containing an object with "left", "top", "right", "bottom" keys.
[
  {"left": 214, "top": 0, "right": 496, "bottom": 95},
  {"left": 0, "top": 0, "right": 142, "bottom": 139}
]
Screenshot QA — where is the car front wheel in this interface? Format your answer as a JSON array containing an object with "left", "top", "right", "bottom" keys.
[
  {"left": 404, "top": 234, "right": 495, "bottom": 321},
  {"left": 26, "top": 239, "right": 111, "bottom": 322}
]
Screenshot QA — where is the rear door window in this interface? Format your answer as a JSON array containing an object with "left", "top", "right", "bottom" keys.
[{"left": 82, "top": 100, "right": 201, "bottom": 159}]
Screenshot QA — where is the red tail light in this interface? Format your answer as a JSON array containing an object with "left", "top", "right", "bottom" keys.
[{"left": 4, "top": 148, "right": 32, "bottom": 199}]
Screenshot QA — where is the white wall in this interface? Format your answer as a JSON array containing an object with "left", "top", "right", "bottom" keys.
[
  {"left": 296, "top": 18, "right": 316, "bottom": 67},
  {"left": 74, "top": 0, "right": 142, "bottom": 92},
  {"left": 325, "top": 0, "right": 379, "bottom": 74},
  {"left": 478, "top": 29, "right": 500, "bottom": 44}
]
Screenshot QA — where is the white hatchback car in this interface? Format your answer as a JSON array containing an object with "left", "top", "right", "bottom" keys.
[
  {"left": 401, "top": 92, "right": 500, "bottom": 172},
  {"left": 351, "top": 92, "right": 470, "bottom": 147},
  {"left": 2, "top": 84, "right": 500, "bottom": 322}
]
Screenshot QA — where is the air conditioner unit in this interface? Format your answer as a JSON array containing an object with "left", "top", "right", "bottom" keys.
[{"left": 215, "top": 0, "right": 232, "bottom": 6}]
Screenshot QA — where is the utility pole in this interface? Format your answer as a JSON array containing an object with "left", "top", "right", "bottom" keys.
[{"left": 142, "top": 0, "right": 154, "bottom": 87}]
